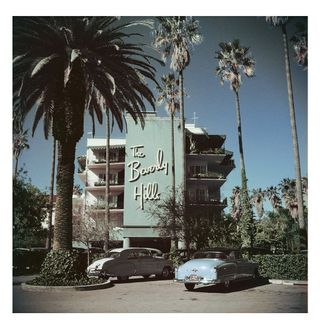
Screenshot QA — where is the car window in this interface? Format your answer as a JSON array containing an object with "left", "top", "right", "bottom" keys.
[
  {"left": 194, "top": 252, "right": 227, "bottom": 259},
  {"left": 105, "top": 251, "right": 120, "bottom": 258},
  {"left": 127, "top": 250, "right": 152, "bottom": 259},
  {"left": 127, "top": 251, "right": 139, "bottom": 259}
]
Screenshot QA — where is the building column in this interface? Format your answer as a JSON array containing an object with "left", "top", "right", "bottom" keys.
[{"left": 123, "top": 237, "right": 130, "bottom": 248}]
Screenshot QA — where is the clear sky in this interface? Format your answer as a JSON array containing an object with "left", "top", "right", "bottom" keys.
[{"left": 18, "top": 16, "right": 308, "bottom": 212}]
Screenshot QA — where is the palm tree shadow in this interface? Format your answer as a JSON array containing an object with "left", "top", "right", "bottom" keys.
[{"left": 188, "top": 278, "right": 270, "bottom": 294}]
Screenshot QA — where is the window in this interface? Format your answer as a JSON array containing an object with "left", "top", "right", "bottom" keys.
[
  {"left": 109, "top": 173, "right": 118, "bottom": 185},
  {"left": 189, "top": 165, "right": 206, "bottom": 176},
  {"left": 196, "top": 189, "right": 206, "bottom": 201},
  {"left": 98, "top": 173, "right": 106, "bottom": 182},
  {"left": 110, "top": 150, "right": 119, "bottom": 162}
]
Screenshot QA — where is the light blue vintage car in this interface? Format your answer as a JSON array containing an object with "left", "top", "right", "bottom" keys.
[{"left": 174, "top": 248, "right": 258, "bottom": 291}]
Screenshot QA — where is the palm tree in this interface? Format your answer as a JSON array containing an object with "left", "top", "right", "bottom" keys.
[
  {"left": 279, "top": 178, "right": 299, "bottom": 220},
  {"left": 47, "top": 137, "right": 57, "bottom": 250},
  {"left": 13, "top": 128, "right": 29, "bottom": 177},
  {"left": 153, "top": 17, "right": 202, "bottom": 200},
  {"left": 290, "top": 22, "right": 308, "bottom": 70},
  {"left": 215, "top": 39, "right": 255, "bottom": 249},
  {"left": 265, "top": 186, "right": 282, "bottom": 211},
  {"left": 104, "top": 109, "right": 110, "bottom": 250},
  {"left": 266, "top": 17, "right": 306, "bottom": 233},
  {"left": 156, "top": 73, "right": 180, "bottom": 248},
  {"left": 13, "top": 17, "right": 160, "bottom": 250},
  {"left": 250, "top": 188, "right": 265, "bottom": 219}
]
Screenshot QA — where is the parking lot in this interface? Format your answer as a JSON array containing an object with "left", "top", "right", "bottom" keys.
[{"left": 13, "top": 275, "right": 307, "bottom": 313}]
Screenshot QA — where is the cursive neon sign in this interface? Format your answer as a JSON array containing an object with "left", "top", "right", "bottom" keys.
[{"left": 127, "top": 145, "right": 168, "bottom": 210}]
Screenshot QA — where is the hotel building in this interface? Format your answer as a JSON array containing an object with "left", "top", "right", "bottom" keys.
[{"left": 77, "top": 113, "right": 234, "bottom": 252}]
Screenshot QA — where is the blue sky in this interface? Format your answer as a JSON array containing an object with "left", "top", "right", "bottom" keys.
[{"left": 17, "top": 16, "right": 308, "bottom": 214}]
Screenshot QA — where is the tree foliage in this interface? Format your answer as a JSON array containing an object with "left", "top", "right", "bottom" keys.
[
  {"left": 215, "top": 39, "right": 255, "bottom": 93},
  {"left": 13, "top": 16, "right": 161, "bottom": 250},
  {"left": 153, "top": 16, "right": 202, "bottom": 73},
  {"left": 13, "top": 173, "right": 48, "bottom": 248}
]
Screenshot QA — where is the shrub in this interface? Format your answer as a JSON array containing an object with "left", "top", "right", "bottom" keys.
[
  {"left": 253, "top": 254, "right": 307, "bottom": 280},
  {"left": 28, "top": 250, "right": 106, "bottom": 286},
  {"left": 13, "top": 248, "right": 49, "bottom": 274}
]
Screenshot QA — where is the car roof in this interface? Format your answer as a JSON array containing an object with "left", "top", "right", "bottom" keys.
[
  {"left": 199, "top": 247, "right": 240, "bottom": 253},
  {"left": 109, "top": 247, "right": 161, "bottom": 253}
]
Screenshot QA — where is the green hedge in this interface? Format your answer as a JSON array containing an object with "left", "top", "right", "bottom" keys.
[
  {"left": 29, "top": 250, "right": 106, "bottom": 286},
  {"left": 253, "top": 254, "right": 307, "bottom": 280}
]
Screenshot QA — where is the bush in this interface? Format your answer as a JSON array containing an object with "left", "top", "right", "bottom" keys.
[
  {"left": 253, "top": 254, "right": 307, "bottom": 280},
  {"left": 28, "top": 250, "right": 106, "bottom": 286},
  {"left": 13, "top": 248, "right": 49, "bottom": 274}
]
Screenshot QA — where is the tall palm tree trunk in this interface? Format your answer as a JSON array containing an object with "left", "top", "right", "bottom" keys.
[
  {"left": 281, "top": 24, "right": 306, "bottom": 232},
  {"left": 170, "top": 110, "right": 178, "bottom": 249},
  {"left": 53, "top": 140, "right": 76, "bottom": 250},
  {"left": 235, "top": 91, "right": 255, "bottom": 252},
  {"left": 179, "top": 70, "right": 189, "bottom": 255},
  {"left": 104, "top": 109, "right": 110, "bottom": 251},
  {"left": 14, "top": 156, "right": 19, "bottom": 177},
  {"left": 235, "top": 91, "right": 248, "bottom": 192},
  {"left": 47, "top": 138, "right": 56, "bottom": 250},
  {"left": 179, "top": 71, "right": 186, "bottom": 197},
  {"left": 171, "top": 111, "right": 176, "bottom": 199}
]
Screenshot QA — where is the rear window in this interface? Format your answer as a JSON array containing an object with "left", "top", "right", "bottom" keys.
[
  {"left": 194, "top": 252, "right": 227, "bottom": 259},
  {"left": 106, "top": 251, "right": 120, "bottom": 258}
]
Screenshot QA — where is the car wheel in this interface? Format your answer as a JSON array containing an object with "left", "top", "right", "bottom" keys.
[
  {"left": 161, "top": 267, "right": 171, "bottom": 279},
  {"left": 184, "top": 283, "right": 195, "bottom": 291},
  {"left": 252, "top": 269, "right": 260, "bottom": 280},
  {"left": 117, "top": 276, "right": 129, "bottom": 282},
  {"left": 100, "top": 272, "right": 109, "bottom": 279}
]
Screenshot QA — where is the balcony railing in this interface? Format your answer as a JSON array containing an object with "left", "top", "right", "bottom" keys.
[
  {"left": 188, "top": 171, "right": 226, "bottom": 179},
  {"left": 91, "top": 156, "right": 125, "bottom": 165},
  {"left": 94, "top": 181, "right": 106, "bottom": 187},
  {"left": 95, "top": 201, "right": 124, "bottom": 210},
  {"left": 93, "top": 178, "right": 124, "bottom": 187},
  {"left": 188, "top": 147, "right": 228, "bottom": 155},
  {"left": 187, "top": 197, "right": 227, "bottom": 206}
]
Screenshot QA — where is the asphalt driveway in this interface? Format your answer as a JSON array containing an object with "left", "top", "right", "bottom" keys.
[{"left": 13, "top": 275, "right": 307, "bottom": 313}]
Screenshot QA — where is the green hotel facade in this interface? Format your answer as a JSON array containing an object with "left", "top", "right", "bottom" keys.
[{"left": 77, "top": 113, "right": 235, "bottom": 252}]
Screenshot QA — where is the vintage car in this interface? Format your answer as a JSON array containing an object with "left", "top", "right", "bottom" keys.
[
  {"left": 87, "top": 247, "right": 173, "bottom": 281},
  {"left": 174, "top": 248, "right": 258, "bottom": 291}
]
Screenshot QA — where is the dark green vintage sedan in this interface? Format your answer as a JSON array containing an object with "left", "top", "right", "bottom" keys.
[{"left": 87, "top": 247, "right": 173, "bottom": 281}]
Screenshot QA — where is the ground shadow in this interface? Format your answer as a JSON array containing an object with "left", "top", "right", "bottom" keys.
[
  {"left": 185, "top": 278, "right": 270, "bottom": 294},
  {"left": 111, "top": 275, "right": 173, "bottom": 284}
]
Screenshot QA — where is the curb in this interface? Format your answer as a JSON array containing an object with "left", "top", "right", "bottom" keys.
[
  {"left": 268, "top": 279, "right": 308, "bottom": 286},
  {"left": 21, "top": 280, "right": 112, "bottom": 292}
]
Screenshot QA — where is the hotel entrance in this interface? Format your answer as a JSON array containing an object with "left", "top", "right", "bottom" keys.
[{"left": 129, "top": 237, "right": 171, "bottom": 253}]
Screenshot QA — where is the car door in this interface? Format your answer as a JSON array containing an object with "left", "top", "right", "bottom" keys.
[
  {"left": 109, "top": 250, "right": 136, "bottom": 277},
  {"left": 233, "top": 251, "right": 248, "bottom": 278},
  {"left": 134, "top": 250, "right": 156, "bottom": 275}
]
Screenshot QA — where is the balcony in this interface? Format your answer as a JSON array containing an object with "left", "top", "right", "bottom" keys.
[
  {"left": 188, "top": 171, "right": 226, "bottom": 180},
  {"left": 187, "top": 197, "right": 227, "bottom": 207},
  {"left": 94, "top": 201, "right": 124, "bottom": 211}
]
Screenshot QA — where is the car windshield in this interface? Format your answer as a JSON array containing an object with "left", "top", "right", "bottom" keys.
[
  {"left": 194, "top": 252, "right": 227, "bottom": 259},
  {"left": 105, "top": 251, "right": 120, "bottom": 258}
]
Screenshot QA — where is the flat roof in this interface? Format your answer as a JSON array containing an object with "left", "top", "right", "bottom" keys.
[{"left": 87, "top": 138, "right": 126, "bottom": 148}]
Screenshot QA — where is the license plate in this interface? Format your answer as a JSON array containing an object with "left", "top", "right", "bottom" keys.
[{"left": 189, "top": 274, "right": 199, "bottom": 281}]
